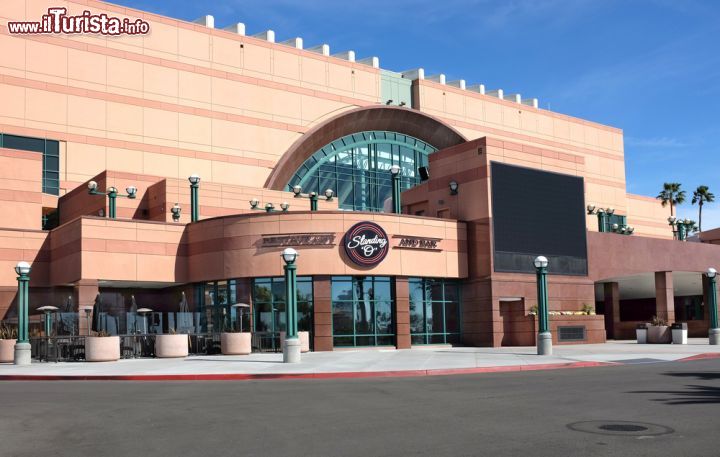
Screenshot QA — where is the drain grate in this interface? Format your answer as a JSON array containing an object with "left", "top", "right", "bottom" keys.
[{"left": 568, "top": 421, "right": 674, "bottom": 436}]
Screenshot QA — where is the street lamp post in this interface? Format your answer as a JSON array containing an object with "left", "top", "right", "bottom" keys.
[
  {"left": 668, "top": 216, "right": 678, "bottom": 239},
  {"left": 390, "top": 165, "right": 401, "bottom": 214},
  {"left": 534, "top": 256, "right": 552, "bottom": 356},
  {"left": 281, "top": 248, "right": 300, "bottom": 363},
  {"left": 188, "top": 174, "right": 201, "bottom": 222},
  {"left": 248, "top": 199, "right": 290, "bottom": 212},
  {"left": 597, "top": 209, "right": 607, "bottom": 232},
  {"left": 668, "top": 217, "right": 693, "bottom": 241},
  {"left": 292, "top": 185, "right": 334, "bottom": 211},
  {"left": 88, "top": 182, "right": 137, "bottom": 219},
  {"left": 14, "top": 261, "right": 31, "bottom": 365},
  {"left": 678, "top": 219, "right": 687, "bottom": 241},
  {"left": 586, "top": 204, "right": 608, "bottom": 232},
  {"left": 706, "top": 268, "right": 719, "bottom": 345}
]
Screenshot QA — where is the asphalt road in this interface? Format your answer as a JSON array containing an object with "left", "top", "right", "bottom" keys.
[{"left": 0, "top": 359, "right": 718, "bottom": 457}]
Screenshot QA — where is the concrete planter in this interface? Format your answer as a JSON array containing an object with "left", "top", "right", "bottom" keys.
[
  {"left": 221, "top": 332, "right": 252, "bottom": 355},
  {"left": 281, "top": 331, "right": 310, "bottom": 352},
  {"left": 647, "top": 325, "right": 672, "bottom": 344},
  {"left": 0, "top": 339, "right": 15, "bottom": 363},
  {"left": 85, "top": 336, "right": 121, "bottom": 362},
  {"left": 155, "top": 334, "right": 189, "bottom": 358}
]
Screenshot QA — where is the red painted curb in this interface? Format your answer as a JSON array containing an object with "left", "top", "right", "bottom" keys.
[
  {"left": 677, "top": 352, "right": 720, "bottom": 362},
  {"left": 0, "top": 361, "right": 614, "bottom": 382}
]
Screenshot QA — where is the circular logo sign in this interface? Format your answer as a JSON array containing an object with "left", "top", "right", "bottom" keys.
[{"left": 343, "top": 221, "right": 389, "bottom": 267}]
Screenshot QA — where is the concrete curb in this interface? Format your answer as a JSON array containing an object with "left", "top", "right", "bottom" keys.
[
  {"left": 0, "top": 361, "right": 614, "bottom": 382},
  {"left": 1, "top": 352, "right": 716, "bottom": 382},
  {"left": 676, "top": 352, "right": 720, "bottom": 362}
]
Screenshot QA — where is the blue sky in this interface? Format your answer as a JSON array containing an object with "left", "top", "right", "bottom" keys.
[{"left": 114, "top": 0, "right": 720, "bottom": 227}]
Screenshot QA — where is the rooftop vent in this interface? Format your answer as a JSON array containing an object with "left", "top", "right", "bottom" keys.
[
  {"left": 358, "top": 56, "right": 380, "bottom": 68},
  {"left": 192, "top": 15, "right": 214, "bottom": 28},
  {"left": 252, "top": 30, "right": 275, "bottom": 42},
  {"left": 487, "top": 89, "right": 504, "bottom": 100},
  {"left": 280, "top": 37, "right": 303, "bottom": 49},
  {"left": 401, "top": 68, "right": 425, "bottom": 80},
  {"left": 222, "top": 22, "right": 245, "bottom": 35},
  {"left": 333, "top": 50, "right": 356, "bottom": 62},
  {"left": 308, "top": 44, "right": 330, "bottom": 56}
]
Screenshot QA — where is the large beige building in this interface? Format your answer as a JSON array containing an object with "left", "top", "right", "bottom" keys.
[{"left": 0, "top": 0, "right": 717, "bottom": 354}]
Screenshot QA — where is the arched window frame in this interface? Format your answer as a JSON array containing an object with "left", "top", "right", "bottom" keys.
[{"left": 287, "top": 131, "right": 437, "bottom": 212}]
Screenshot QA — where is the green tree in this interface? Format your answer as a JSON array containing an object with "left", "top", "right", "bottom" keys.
[
  {"left": 692, "top": 185, "right": 715, "bottom": 232},
  {"left": 656, "top": 182, "right": 686, "bottom": 217}
]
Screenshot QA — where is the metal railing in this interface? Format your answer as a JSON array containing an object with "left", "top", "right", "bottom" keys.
[{"left": 29, "top": 331, "right": 283, "bottom": 362}]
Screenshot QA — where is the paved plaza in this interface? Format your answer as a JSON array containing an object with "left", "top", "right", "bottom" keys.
[{"left": 1, "top": 340, "right": 718, "bottom": 379}]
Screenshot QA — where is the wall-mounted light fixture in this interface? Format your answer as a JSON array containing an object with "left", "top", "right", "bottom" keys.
[
  {"left": 449, "top": 181, "right": 459, "bottom": 195},
  {"left": 88, "top": 181, "right": 137, "bottom": 219},
  {"left": 171, "top": 203, "right": 181, "bottom": 222}
]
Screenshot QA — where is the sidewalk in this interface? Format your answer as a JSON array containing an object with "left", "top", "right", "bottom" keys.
[{"left": 1, "top": 339, "right": 718, "bottom": 381}]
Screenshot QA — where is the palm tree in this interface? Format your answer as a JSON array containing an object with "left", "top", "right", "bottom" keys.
[
  {"left": 656, "top": 182, "right": 686, "bottom": 217},
  {"left": 692, "top": 185, "right": 715, "bottom": 232}
]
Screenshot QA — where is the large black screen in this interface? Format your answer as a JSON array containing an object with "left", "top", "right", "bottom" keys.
[{"left": 491, "top": 162, "right": 588, "bottom": 275}]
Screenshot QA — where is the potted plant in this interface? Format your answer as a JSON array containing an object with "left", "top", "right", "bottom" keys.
[
  {"left": 647, "top": 316, "right": 672, "bottom": 344},
  {"left": 85, "top": 330, "right": 121, "bottom": 362},
  {"left": 581, "top": 303, "right": 595, "bottom": 315},
  {"left": 0, "top": 323, "right": 17, "bottom": 363},
  {"left": 221, "top": 304, "right": 251, "bottom": 355},
  {"left": 221, "top": 328, "right": 252, "bottom": 355},
  {"left": 155, "top": 327, "right": 189, "bottom": 358}
]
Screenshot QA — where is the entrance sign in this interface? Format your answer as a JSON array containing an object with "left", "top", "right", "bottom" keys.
[
  {"left": 393, "top": 235, "right": 441, "bottom": 250},
  {"left": 343, "top": 222, "right": 389, "bottom": 266},
  {"left": 262, "top": 233, "right": 335, "bottom": 247}
]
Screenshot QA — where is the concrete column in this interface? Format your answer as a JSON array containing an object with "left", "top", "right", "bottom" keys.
[
  {"left": 73, "top": 279, "right": 99, "bottom": 335},
  {"left": 395, "top": 277, "right": 411, "bottom": 349},
  {"left": 603, "top": 282, "right": 620, "bottom": 339},
  {"left": 312, "top": 276, "right": 333, "bottom": 351},
  {"left": 654, "top": 271, "right": 675, "bottom": 323}
]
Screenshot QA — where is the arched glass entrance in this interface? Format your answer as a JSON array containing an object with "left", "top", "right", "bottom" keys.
[{"left": 286, "top": 131, "right": 437, "bottom": 212}]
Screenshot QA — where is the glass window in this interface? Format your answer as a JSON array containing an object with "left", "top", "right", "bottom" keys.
[
  {"left": 287, "top": 131, "right": 437, "bottom": 212},
  {"left": 331, "top": 276, "right": 395, "bottom": 347},
  {"left": 252, "top": 277, "right": 313, "bottom": 343},
  {"left": 408, "top": 278, "right": 461, "bottom": 344},
  {"left": 2, "top": 134, "right": 45, "bottom": 152},
  {"left": 0, "top": 134, "right": 61, "bottom": 195}
]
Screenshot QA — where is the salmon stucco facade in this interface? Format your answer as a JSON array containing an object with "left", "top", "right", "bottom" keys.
[{"left": 1, "top": 0, "right": 719, "bottom": 353}]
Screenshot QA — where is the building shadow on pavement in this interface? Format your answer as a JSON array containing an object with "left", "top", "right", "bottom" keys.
[{"left": 628, "top": 371, "right": 720, "bottom": 405}]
